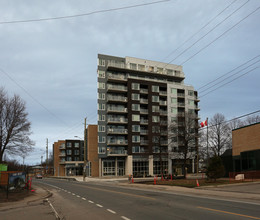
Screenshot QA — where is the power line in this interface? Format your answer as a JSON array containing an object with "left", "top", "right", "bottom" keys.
[
  {"left": 165, "top": 0, "right": 248, "bottom": 67},
  {"left": 180, "top": 5, "right": 260, "bottom": 65},
  {"left": 199, "top": 110, "right": 260, "bottom": 130},
  {"left": 200, "top": 66, "right": 259, "bottom": 98},
  {"left": 162, "top": 0, "right": 238, "bottom": 62},
  {"left": 198, "top": 54, "right": 260, "bottom": 90},
  {"left": 199, "top": 58, "right": 260, "bottom": 94},
  {"left": 0, "top": 0, "right": 170, "bottom": 25},
  {"left": 0, "top": 67, "right": 69, "bottom": 126}
]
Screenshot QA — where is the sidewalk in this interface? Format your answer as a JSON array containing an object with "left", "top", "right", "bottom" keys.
[{"left": 0, "top": 184, "right": 56, "bottom": 220}]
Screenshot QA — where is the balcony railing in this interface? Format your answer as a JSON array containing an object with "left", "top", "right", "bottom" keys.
[
  {"left": 140, "top": 119, "right": 148, "bottom": 124},
  {"left": 107, "top": 96, "right": 127, "bottom": 102},
  {"left": 107, "top": 128, "right": 128, "bottom": 134},
  {"left": 107, "top": 85, "right": 127, "bottom": 91},
  {"left": 107, "top": 74, "right": 127, "bottom": 81},
  {"left": 59, "top": 153, "right": 66, "bottom": 157},
  {"left": 140, "top": 98, "right": 148, "bottom": 104},
  {"left": 140, "top": 109, "right": 148, "bottom": 114},
  {"left": 107, "top": 140, "right": 128, "bottom": 145},
  {"left": 159, "top": 101, "right": 167, "bottom": 105},
  {"left": 107, "top": 149, "right": 127, "bottom": 155},
  {"left": 140, "top": 140, "right": 149, "bottom": 145},
  {"left": 59, "top": 145, "right": 65, "bottom": 150},
  {"left": 177, "top": 93, "right": 185, "bottom": 97},
  {"left": 178, "top": 103, "right": 185, "bottom": 107},
  {"left": 107, "top": 118, "right": 128, "bottom": 123},
  {"left": 140, "top": 130, "right": 148, "bottom": 135},
  {"left": 140, "top": 88, "right": 148, "bottom": 93},
  {"left": 159, "top": 91, "right": 167, "bottom": 96},
  {"left": 160, "top": 110, "right": 167, "bottom": 115},
  {"left": 107, "top": 107, "right": 128, "bottom": 113}
]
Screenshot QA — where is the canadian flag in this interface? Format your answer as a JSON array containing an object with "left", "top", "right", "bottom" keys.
[{"left": 200, "top": 119, "right": 208, "bottom": 127}]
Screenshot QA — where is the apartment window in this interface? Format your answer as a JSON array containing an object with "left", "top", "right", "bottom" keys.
[
  {"left": 152, "top": 116, "right": 160, "bottom": 123},
  {"left": 132, "top": 104, "right": 140, "bottom": 111},
  {"left": 152, "top": 136, "right": 159, "bottom": 143},
  {"left": 98, "top": 70, "right": 105, "bottom": 78},
  {"left": 66, "top": 142, "right": 72, "bottom": 148},
  {"left": 188, "top": 90, "right": 194, "bottom": 96},
  {"left": 171, "top": 88, "right": 177, "bottom": 94},
  {"left": 98, "top": 136, "right": 106, "bottom": 143},
  {"left": 132, "top": 146, "right": 140, "bottom": 153},
  {"left": 188, "top": 99, "right": 194, "bottom": 107},
  {"left": 152, "top": 85, "right": 159, "bottom": 93},
  {"left": 98, "top": 125, "right": 105, "bottom": 132},
  {"left": 138, "top": 64, "right": 145, "bottom": 71},
  {"left": 188, "top": 109, "right": 195, "bottom": 114},
  {"left": 153, "top": 146, "right": 160, "bottom": 153},
  {"left": 157, "top": 67, "right": 163, "bottom": 74},
  {"left": 132, "top": 93, "right": 140, "bottom": 101},
  {"left": 98, "top": 93, "right": 105, "bottom": 100},
  {"left": 171, "top": 107, "right": 177, "bottom": 114},
  {"left": 132, "top": 135, "right": 140, "bottom": 143},
  {"left": 98, "top": 114, "right": 105, "bottom": 121},
  {"left": 66, "top": 150, "right": 72, "bottom": 155},
  {"left": 171, "top": 117, "right": 177, "bottom": 123},
  {"left": 98, "top": 103, "right": 105, "bottom": 110},
  {"left": 98, "top": 82, "right": 105, "bottom": 89},
  {"left": 152, "top": 105, "right": 159, "bottom": 112},
  {"left": 132, "top": 83, "right": 140, "bottom": 90},
  {"left": 152, "top": 96, "right": 159, "bottom": 102},
  {"left": 152, "top": 126, "right": 160, "bottom": 133},
  {"left": 66, "top": 157, "right": 72, "bottom": 161},
  {"left": 74, "top": 157, "right": 80, "bottom": 161},
  {"left": 171, "top": 97, "right": 177, "bottom": 104},
  {"left": 132, "top": 114, "right": 140, "bottom": 121},
  {"left": 75, "top": 143, "right": 79, "bottom": 148},
  {"left": 130, "top": 63, "right": 137, "bottom": 70},
  {"left": 98, "top": 59, "right": 105, "bottom": 66},
  {"left": 166, "top": 69, "right": 174, "bottom": 75},
  {"left": 132, "top": 125, "right": 140, "bottom": 132},
  {"left": 98, "top": 146, "right": 106, "bottom": 154},
  {"left": 74, "top": 150, "right": 79, "bottom": 155}
]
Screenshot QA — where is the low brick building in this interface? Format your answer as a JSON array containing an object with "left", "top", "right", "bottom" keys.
[{"left": 232, "top": 122, "right": 260, "bottom": 172}]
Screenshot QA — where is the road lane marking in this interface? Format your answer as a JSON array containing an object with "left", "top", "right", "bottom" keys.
[
  {"left": 68, "top": 191, "right": 71, "bottom": 193},
  {"left": 121, "top": 216, "right": 131, "bottom": 220},
  {"left": 76, "top": 195, "right": 80, "bottom": 198},
  {"left": 197, "top": 206, "right": 260, "bottom": 220},
  {"left": 107, "top": 209, "right": 116, "bottom": 214},
  {"left": 88, "top": 200, "right": 94, "bottom": 203},
  {"left": 82, "top": 197, "right": 86, "bottom": 200},
  {"left": 84, "top": 185, "right": 155, "bottom": 201},
  {"left": 72, "top": 193, "right": 75, "bottom": 195},
  {"left": 46, "top": 199, "right": 61, "bottom": 219},
  {"left": 96, "top": 204, "right": 103, "bottom": 208}
]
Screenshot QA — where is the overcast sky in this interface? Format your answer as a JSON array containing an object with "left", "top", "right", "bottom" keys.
[{"left": 1, "top": 0, "right": 259, "bottom": 165}]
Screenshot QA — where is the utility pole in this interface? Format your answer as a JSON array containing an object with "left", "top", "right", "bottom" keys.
[
  {"left": 46, "top": 138, "right": 48, "bottom": 175},
  {"left": 83, "top": 117, "right": 87, "bottom": 181}
]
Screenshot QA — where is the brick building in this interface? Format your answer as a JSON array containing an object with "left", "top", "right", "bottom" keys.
[{"left": 232, "top": 122, "right": 260, "bottom": 172}]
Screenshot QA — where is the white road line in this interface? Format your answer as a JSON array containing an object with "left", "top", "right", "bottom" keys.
[
  {"left": 72, "top": 193, "right": 75, "bottom": 195},
  {"left": 96, "top": 204, "right": 103, "bottom": 208},
  {"left": 46, "top": 199, "right": 61, "bottom": 219},
  {"left": 76, "top": 195, "right": 80, "bottom": 198},
  {"left": 82, "top": 197, "right": 86, "bottom": 200},
  {"left": 107, "top": 209, "right": 116, "bottom": 214},
  {"left": 121, "top": 216, "right": 131, "bottom": 220},
  {"left": 88, "top": 200, "right": 94, "bottom": 203},
  {"left": 68, "top": 191, "right": 71, "bottom": 193}
]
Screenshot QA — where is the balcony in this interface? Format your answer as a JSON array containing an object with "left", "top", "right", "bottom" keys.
[
  {"left": 107, "top": 73, "right": 127, "bottom": 81},
  {"left": 107, "top": 96, "right": 127, "bottom": 102},
  {"left": 107, "top": 118, "right": 128, "bottom": 124},
  {"left": 107, "top": 107, "right": 128, "bottom": 113},
  {"left": 59, "top": 145, "right": 65, "bottom": 150},
  {"left": 107, "top": 149, "right": 127, "bottom": 156},
  {"left": 140, "top": 88, "right": 148, "bottom": 93},
  {"left": 161, "top": 141, "right": 168, "bottom": 145},
  {"left": 177, "top": 93, "right": 185, "bottom": 98},
  {"left": 160, "top": 120, "right": 168, "bottom": 125},
  {"left": 159, "top": 91, "right": 167, "bottom": 96},
  {"left": 140, "top": 130, "right": 148, "bottom": 135},
  {"left": 160, "top": 110, "right": 167, "bottom": 115},
  {"left": 59, "top": 153, "right": 66, "bottom": 157},
  {"left": 140, "top": 109, "right": 148, "bottom": 114},
  {"left": 159, "top": 100, "right": 167, "bottom": 106},
  {"left": 178, "top": 103, "right": 185, "bottom": 108},
  {"left": 107, "top": 85, "right": 127, "bottom": 92},
  {"left": 140, "top": 140, "right": 149, "bottom": 145},
  {"left": 107, "top": 128, "right": 128, "bottom": 134},
  {"left": 140, "top": 98, "right": 148, "bottom": 104},
  {"left": 107, "top": 140, "right": 128, "bottom": 145},
  {"left": 140, "top": 119, "right": 148, "bottom": 124}
]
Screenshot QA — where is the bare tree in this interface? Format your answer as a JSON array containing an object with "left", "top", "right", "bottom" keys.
[
  {"left": 168, "top": 112, "right": 198, "bottom": 177},
  {"left": 243, "top": 115, "right": 260, "bottom": 126},
  {"left": 208, "top": 113, "right": 231, "bottom": 157},
  {"left": 229, "top": 118, "right": 244, "bottom": 130},
  {"left": 0, "top": 87, "right": 34, "bottom": 162}
]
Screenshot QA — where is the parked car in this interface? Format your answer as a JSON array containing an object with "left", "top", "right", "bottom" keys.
[{"left": 36, "top": 174, "right": 43, "bottom": 179}]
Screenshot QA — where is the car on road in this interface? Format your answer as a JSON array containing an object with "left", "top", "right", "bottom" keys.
[{"left": 36, "top": 174, "right": 43, "bottom": 179}]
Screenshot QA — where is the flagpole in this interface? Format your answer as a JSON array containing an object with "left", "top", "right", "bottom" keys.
[{"left": 206, "top": 117, "right": 209, "bottom": 167}]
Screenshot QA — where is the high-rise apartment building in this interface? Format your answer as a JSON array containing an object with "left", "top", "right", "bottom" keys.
[{"left": 97, "top": 54, "right": 199, "bottom": 177}]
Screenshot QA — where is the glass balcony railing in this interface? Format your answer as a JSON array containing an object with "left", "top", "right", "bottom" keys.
[{"left": 107, "top": 118, "right": 128, "bottom": 123}]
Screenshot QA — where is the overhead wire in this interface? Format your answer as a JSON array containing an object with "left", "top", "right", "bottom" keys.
[{"left": 0, "top": 0, "right": 170, "bottom": 25}]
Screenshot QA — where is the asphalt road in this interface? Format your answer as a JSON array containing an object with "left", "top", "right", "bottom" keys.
[{"left": 36, "top": 178, "right": 260, "bottom": 220}]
